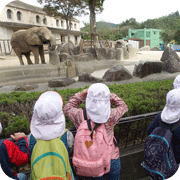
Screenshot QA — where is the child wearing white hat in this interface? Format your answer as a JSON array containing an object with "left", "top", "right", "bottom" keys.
[
  {"left": 173, "top": 75, "right": 180, "bottom": 89},
  {"left": 29, "top": 91, "right": 74, "bottom": 180},
  {"left": 64, "top": 83, "right": 128, "bottom": 180},
  {"left": 147, "top": 88, "right": 180, "bottom": 164}
]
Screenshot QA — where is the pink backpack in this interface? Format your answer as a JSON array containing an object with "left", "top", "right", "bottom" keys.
[{"left": 72, "top": 110, "right": 113, "bottom": 177}]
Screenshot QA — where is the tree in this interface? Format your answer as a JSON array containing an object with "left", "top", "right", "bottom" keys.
[
  {"left": 84, "top": 0, "right": 105, "bottom": 47},
  {"left": 174, "top": 29, "right": 180, "bottom": 44},
  {"left": 160, "top": 29, "right": 175, "bottom": 45},
  {"left": 37, "top": 0, "right": 87, "bottom": 43}
]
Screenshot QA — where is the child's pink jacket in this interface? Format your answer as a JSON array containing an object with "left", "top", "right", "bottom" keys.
[{"left": 64, "top": 92, "right": 128, "bottom": 159}]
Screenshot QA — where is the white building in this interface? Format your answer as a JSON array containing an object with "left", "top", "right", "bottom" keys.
[{"left": 0, "top": 0, "right": 83, "bottom": 55}]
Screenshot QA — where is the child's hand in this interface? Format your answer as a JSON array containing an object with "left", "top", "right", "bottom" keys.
[
  {"left": 81, "top": 89, "right": 88, "bottom": 97},
  {"left": 10, "top": 132, "right": 26, "bottom": 141}
]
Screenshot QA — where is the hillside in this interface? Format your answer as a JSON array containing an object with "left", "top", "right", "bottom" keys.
[{"left": 81, "top": 11, "right": 180, "bottom": 42}]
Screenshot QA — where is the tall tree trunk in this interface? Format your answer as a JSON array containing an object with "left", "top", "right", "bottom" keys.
[{"left": 89, "top": 0, "right": 99, "bottom": 48}]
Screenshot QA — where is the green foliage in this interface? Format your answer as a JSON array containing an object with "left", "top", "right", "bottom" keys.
[
  {"left": 81, "top": 11, "right": 180, "bottom": 42},
  {"left": 0, "top": 79, "right": 174, "bottom": 139},
  {"left": 0, "top": 112, "right": 30, "bottom": 139},
  {"left": 174, "top": 29, "right": 180, "bottom": 44}
]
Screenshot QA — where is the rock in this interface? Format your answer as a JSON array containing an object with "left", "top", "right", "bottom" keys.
[
  {"left": 133, "top": 60, "right": 162, "bottom": 78},
  {"left": 70, "top": 53, "right": 94, "bottom": 61},
  {"left": 83, "top": 47, "right": 97, "bottom": 59},
  {"left": 14, "top": 84, "right": 39, "bottom": 91},
  {"left": 127, "top": 44, "right": 138, "bottom": 58},
  {"left": 73, "top": 45, "right": 80, "bottom": 55},
  {"left": 65, "top": 60, "right": 78, "bottom": 78},
  {"left": 94, "top": 48, "right": 107, "bottom": 60},
  {"left": 116, "top": 48, "right": 123, "bottom": 60},
  {"left": 107, "top": 48, "right": 116, "bottom": 59},
  {"left": 160, "top": 47, "right": 180, "bottom": 73},
  {"left": 56, "top": 45, "right": 62, "bottom": 53},
  {"left": 151, "top": 46, "right": 159, "bottom": 51},
  {"left": 49, "top": 49, "right": 60, "bottom": 65},
  {"left": 115, "top": 40, "right": 127, "bottom": 48},
  {"left": 139, "top": 46, "right": 151, "bottom": 51},
  {"left": 122, "top": 46, "right": 129, "bottom": 59},
  {"left": 102, "top": 65, "right": 132, "bottom": 81},
  {"left": 59, "top": 53, "right": 71, "bottom": 62},
  {"left": 78, "top": 73, "right": 104, "bottom": 82},
  {"left": 48, "top": 78, "right": 75, "bottom": 87},
  {"left": 60, "top": 43, "right": 75, "bottom": 55}
]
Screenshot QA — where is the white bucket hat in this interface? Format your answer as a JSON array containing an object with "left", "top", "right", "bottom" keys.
[
  {"left": 173, "top": 75, "right": 180, "bottom": 89},
  {"left": 85, "top": 83, "right": 110, "bottom": 123},
  {"left": 161, "top": 89, "right": 180, "bottom": 124},
  {"left": 30, "top": 91, "right": 65, "bottom": 140}
]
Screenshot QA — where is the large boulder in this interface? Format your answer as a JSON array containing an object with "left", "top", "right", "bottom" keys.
[
  {"left": 102, "top": 65, "right": 132, "bottom": 81},
  {"left": 127, "top": 44, "right": 138, "bottom": 58},
  {"left": 49, "top": 49, "right": 60, "bottom": 65},
  {"left": 59, "top": 43, "right": 75, "bottom": 55},
  {"left": 122, "top": 46, "right": 129, "bottom": 59},
  {"left": 139, "top": 46, "right": 150, "bottom": 51},
  {"left": 65, "top": 60, "right": 78, "bottom": 78},
  {"left": 116, "top": 48, "right": 123, "bottom": 60},
  {"left": 59, "top": 53, "right": 71, "bottom": 62},
  {"left": 107, "top": 48, "right": 116, "bottom": 59},
  {"left": 95, "top": 48, "right": 107, "bottom": 60},
  {"left": 115, "top": 40, "right": 127, "bottom": 48},
  {"left": 73, "top": 45, "right": 80, "bottom": 55},
  {"left": 160, "top": 47, "right": 180, "bottom": 73},
  {"left": 133, "top": 60, "right": 162, "bottom": 78},
  {"left": 78, "top": 73, "right": 104, "bottom": 83},
  {"left": 48, "top": 77, "right": 75, "bottom": 87},
  {"left": 14, "top": 84, "right": 39, "bottom": 91},
  {"left": 83, "top": 47, "right": 97, "bottom": 59},
  {"left": 70, "top": 53, "right": 94, "bottom": 61}
]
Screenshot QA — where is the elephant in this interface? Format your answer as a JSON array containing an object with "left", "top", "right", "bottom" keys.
[{"left": 10, "top": 27, "right": 56, "bottom": 65}]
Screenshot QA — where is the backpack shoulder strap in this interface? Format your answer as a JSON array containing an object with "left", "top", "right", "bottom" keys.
[
  {"left": 83, "top": 109, "right": 92, "bottom": 131},
  {"left": 159, "top": 118, "right": 180, "bottom": 132}
]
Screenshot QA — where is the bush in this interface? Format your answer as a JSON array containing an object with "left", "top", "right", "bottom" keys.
[{"left": 0, "top": 79, "right": 174, "bottom": 138}]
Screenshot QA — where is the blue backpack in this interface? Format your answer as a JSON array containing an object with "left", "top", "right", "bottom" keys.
[{"left": 142, "top": 119, "right": 180, "bottom": 180}]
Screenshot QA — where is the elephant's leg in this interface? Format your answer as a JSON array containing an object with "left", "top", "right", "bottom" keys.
[
  {"left": 31, "top": 47, "right": 40, "bottom": 64},
  {"left": 39, "top": 46, "right": 46, "bottom": 64},
  {"left": 24, "top": 52, "right": 33, "bottom": 65},
  {"left": 13, "top": 48, "right": 24, "bottom": 65}
]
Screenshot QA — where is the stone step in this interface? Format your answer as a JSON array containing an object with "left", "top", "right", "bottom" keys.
[{"left": 0, "top": 64, "right": 66, "bottom": 86}]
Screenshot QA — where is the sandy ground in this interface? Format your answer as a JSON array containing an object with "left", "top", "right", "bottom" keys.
[{"left": 0, "top": 51, "right": 166, "bottom": 67}]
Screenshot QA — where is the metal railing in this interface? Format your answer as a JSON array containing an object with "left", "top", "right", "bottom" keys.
[
  {"left": 69, "top": 111, "right": 161, "bottom": 149},
  {"left": 0, "top": 39, "right": 13, "bottom": 55}
]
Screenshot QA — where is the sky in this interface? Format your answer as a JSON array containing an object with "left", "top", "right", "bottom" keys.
[{"left": 1, "top": 0, "right": 180, "bottom": 28}]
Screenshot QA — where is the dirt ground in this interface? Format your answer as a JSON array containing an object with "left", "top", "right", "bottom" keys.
[{"left": 0, "top": 50, "right": 175, "bottom": 67}]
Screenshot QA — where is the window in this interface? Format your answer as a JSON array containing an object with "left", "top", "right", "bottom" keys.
[
  {"left": 36, "top": 15, "right": 40, "bottom": 24},
  {"left": 74, "top": 23, "right": 77, "bottom": 30},
  {"left": 56, "top": 19, "right": 59, "bottom": 26},
  {"left": 43, "top": 17, "right": 47, "bottom": 25},
  {"left": 61, "top": 21, "right": 64, "bottom": 28},
  {"left": 17, "top": 11, "right": 22, "bottom": 21},
  {"left": 7, "top": 9, "right": 12, "bottom": 19}
]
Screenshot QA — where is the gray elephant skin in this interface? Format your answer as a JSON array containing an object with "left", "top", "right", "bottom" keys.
[{"left": 10, "top": 27, "right": 56, "bottom": 65}]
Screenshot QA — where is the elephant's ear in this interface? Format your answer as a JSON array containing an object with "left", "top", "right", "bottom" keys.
[{"left": 26, "top": 29, "right": 43, "bottom": 46}]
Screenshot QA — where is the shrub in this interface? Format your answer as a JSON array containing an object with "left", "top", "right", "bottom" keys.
[{"left": 0, "top": 79, "right": 174, "bottom": 138}]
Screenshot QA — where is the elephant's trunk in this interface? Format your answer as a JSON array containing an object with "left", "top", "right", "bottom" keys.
[{"left": 48, "top": 36, "right": 56, "bottom": 51}]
